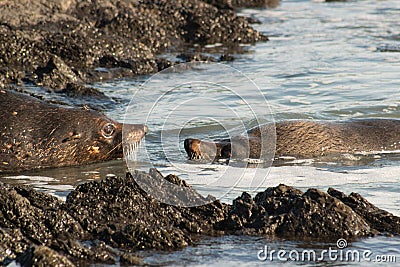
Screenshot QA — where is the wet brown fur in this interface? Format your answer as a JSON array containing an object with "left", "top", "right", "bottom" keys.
[
  {"left": 0, "top": 90, "right": 146, "bottom": 173},
  {"left": 185, "top": 120, "right": 400, "bottom": 160}
]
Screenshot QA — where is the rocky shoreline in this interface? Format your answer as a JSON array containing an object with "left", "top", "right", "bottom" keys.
[
  {"left": 0, "top": 0, "right": 273, "bottom": 94},
  {"left": 2, "top": 0, "right": 400, "bottom": 266},
  {"left": 1, "top": 169, "right": 399, "bottom": 266}
]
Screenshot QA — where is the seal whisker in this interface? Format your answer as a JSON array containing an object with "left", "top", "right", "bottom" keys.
[
  {"left": 49, "top": 125, "right": 61, "bottom": 136},
  {"left": 105, "top": 142, "right": 122, "bottom": 157},
  {"left": 123, "top": 141, "right": 141, "bottom": 161}
]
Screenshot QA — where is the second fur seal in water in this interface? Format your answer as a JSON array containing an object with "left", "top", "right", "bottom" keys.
[
  {"left": 184, "top": 120, "right": 400, "bottom": 161},
  {"left": 0, "top": 90, "right": 147, "bottom": 173}
]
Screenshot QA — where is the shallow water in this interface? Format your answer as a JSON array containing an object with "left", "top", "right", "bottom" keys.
[{"left": 2, "top": 0, "right": 400, "bottom": 265}]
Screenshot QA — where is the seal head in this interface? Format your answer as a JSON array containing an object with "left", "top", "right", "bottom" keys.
[
  {"left": 0, "top": 90, "right": 147, "bottom": 173},
  {"left": 184, "top": 138, "right": 230, "bottom": 161}
]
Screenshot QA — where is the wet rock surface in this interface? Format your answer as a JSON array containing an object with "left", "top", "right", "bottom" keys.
[
  {"left": 377, "top": 44, "right": 400, "bottom": 52},
  {"left": 1, "top": 170, "right": 399, "bottom": 265},
  {"left": 218, "top": 184, "right": 373, "bottom": 238},
  {"left": 328, "top": 188, "right": 400, "bottom": 235},
  {"left": 16, "top": 246, "right": 75, "bottom": 267},
  {"left": 0, "top": 170, "right": 228, "bottom": 265},
  {"left": 206, "top": 0, "right": 280, "bottom": 9},
  {"left": 0, "top": 0, "right": 270, "bottom": 91},
  {"left": 65, "top": 169, "right": 228, "bottom": 251}
]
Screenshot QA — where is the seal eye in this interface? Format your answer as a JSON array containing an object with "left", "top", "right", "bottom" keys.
[{"left": 101, "top": 123, "right": 115, "bottom": 138}]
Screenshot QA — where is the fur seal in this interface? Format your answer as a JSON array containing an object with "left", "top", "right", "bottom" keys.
[
  {"left": 184, "top": 120, "right": 400, "bottom": 161},
  {"left": 0, "top": 90, "right": 147, "bottom": 173}
]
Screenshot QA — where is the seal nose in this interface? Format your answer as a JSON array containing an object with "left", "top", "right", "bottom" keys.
[
  {"left": 123, "top": 124, "right": 148, "bottom": 144},
  {"left": 184, "top": 139, "right": 220, "bottom": 160},
  {"left": 184, "top": 139, "right": 198, "bottom": 154},
  {"left": 184, "top": 138, "right": 210, "bottom": 160},
  {"left": 184, "top": 139, "right": 191, "bottom": 152}
]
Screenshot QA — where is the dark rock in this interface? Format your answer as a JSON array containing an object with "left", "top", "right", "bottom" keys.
[
  {"left": 219, "top": 184, "right": 372, "bottom": 238},
  {"left": 120, "top": 253, "right": 143, "bottom": 266},
  {"left": 203, "top": 0, "right": 235, "bottom": 10},
  {"left": 63, "top": 83, "right": 106, "bottom": 98},
  {"left": 0, "top": 0, "right": 268, "bottom": 88},
  {"left": 34, "top": 55, "right": 81, "bottom": 90},
  {"left": 65, "top": 170, "right": 228, "bottom": 250},
  {"left": 164, "top": 173, "right": 192, "bottom": 188},
  {"left": 377, "top": 44, "right": 400, "bottom": 52},
  {"left": 16, "top": 246, "right": 75, "bottom": 267},
  {"left": 328, "top": 188, "right": 400, "bottom": 235},
  {"left": 0, "top": 68, "right": 25, "bottom": 88},
  {"left": 50, "top": 239, "right": 116, "bottom": 264},
  {"left": 277, "top": 188, "right": 370, "bottom": 238},
  {"left": 0, "top": 228, "right": 29, "bottom": 264},
  {"left": 220, "top": 54, "right": 235, "bottom": 61},
  {"left": 0, "top": 184, "right": 81, "bottom": 244},
  {"left": 155, "top": 58, "right": 177, "bottom": 72},
  {"left": 204, "top": 0, "right": 281, "bottom": 9},
  {"left": 86, "top": 67, "right": 135, "bottom": 82},
  {"left": 246, "top": 16, "right": 263, "bottom": 24},
  {"left": 33, "top": 57, "right": 109, "bottom": 99},
  {"left": 177, "top": 53, "right": 216, "bottom": 62},
  {"left": 0, "top": 183, "right": 117, "bottom": 265},
  {"left": 232, "top": 0, "right": 281, "bottom": 8},
  {"left": 1, "top": 172, "right": 399, "bottom": 266}
]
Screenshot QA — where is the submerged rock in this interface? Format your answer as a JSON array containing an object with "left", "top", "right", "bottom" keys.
[
  {"left": 377, "top": 44, "right": 400, "bottom": 52},
  {"left": 205, "top": 0, "right": 281, "bottom": 9},
  {"left": 0, "top": 170, "right": 399, "bottom": 265}
]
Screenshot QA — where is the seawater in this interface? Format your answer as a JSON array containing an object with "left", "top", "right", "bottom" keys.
[{"left": 2, "top": 0, "right": 400, "bottom": 266}]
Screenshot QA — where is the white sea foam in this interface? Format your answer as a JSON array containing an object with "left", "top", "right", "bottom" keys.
[
  {"left": 160, "top": 164, "right": 400, "bottom": 188},
  {"left": 2, "top": 175, "right": 74, "bottom": 201},
  {"left": 4, "top": 175, "right": 56, "bottom": 181},
  {"left": 159, "top": 164, "right": 400, "bottom": 215},
  {"left": 4, "top": 164, "right": 399, "bottom": 215}
]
